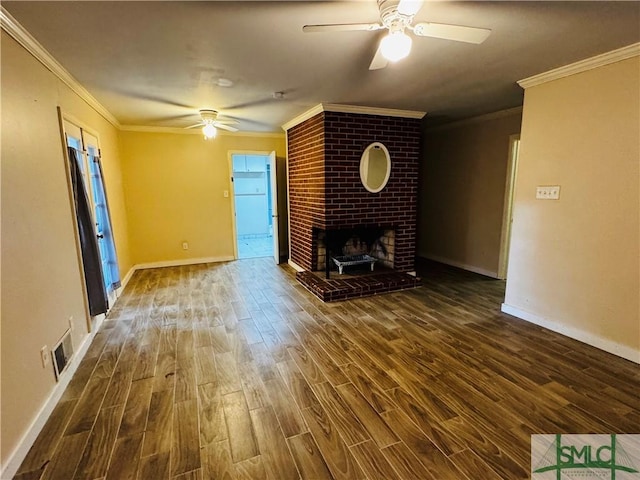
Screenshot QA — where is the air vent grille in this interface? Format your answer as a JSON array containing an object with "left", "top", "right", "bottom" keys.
[{"left": 52, "top": 329, "right": 74, "bottom": 380}]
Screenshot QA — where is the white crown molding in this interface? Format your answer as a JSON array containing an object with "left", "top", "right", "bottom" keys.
[
  {"left": 323, "top": 103, "right": 426, "bottom": 119},
  {"left": 1, "top": 9, "right": 284, "bottom": 137},
  {"left": 282, "top": 103, "right": 426, "bottom": 131},
  {"left": 119, "top": 125, "right": 284, "bottom": 138},
  {"left": 1, "top": 7, "right": 121, "bottom": 128},
  {"left": 425, "top": 106, "right": 523, "bottom": 133},
  {"left": 518, "top": 42, "right": 640, "bottom": 89},
  {"left": 281, "top": 104, "right": 325, "bottom": 131}
]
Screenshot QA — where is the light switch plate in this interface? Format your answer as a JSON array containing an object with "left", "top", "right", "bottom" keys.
[{"left": 536, "top": 185, "right": 560, "bottom": 200}]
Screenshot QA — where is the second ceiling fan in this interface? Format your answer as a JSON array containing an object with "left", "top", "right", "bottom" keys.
[{"left": 303, "top": 0, "right": 491, "bottom": 70}]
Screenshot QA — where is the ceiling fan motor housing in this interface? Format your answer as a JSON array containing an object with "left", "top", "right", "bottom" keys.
[
  {"left": 378, "top": 0, "right": 414, "bottom": 30},
  {"left": 199, "top": 109, "right": 219, "bottom": 124}
]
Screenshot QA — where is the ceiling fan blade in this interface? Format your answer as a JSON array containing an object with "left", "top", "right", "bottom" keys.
[
  {"left": 214, "top": 123, "right": 239, "bottom": 132},
  {"left": 398, "top": 0, "right": 423, "bottom": 16},
  {"left": 412, "top": 22, "right": 491, "bottom": 44},
  {"left": 369, "top": 43, "right": 388, "bottom": 70},
  {"left": 214, "top": 119, "right": 240, "bottom": 125},
  {"left": 303, "top": 23, "right": 383, "bottom": 33},
  {"left": 185, "top": 123, "right": 203, "bottom": 129}
]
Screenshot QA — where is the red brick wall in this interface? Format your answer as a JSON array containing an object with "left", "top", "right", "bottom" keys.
[
  {"left": 287, "top": 112, "right": 325, "bottom": 270},
  {"left": 287, "top": 111, "right": 421, "bottom": 272}
]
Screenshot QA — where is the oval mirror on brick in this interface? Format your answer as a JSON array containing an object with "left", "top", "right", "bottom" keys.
[{"left": 360, "top": 142, "right": 391, "bottom": 193}]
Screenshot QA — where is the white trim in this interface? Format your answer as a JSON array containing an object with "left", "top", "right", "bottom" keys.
[
  {"left": 133, "top": 256, "right": 235, "bottom": 271},
  {"left": 118, "top": 266, "right": 136, "bottom": 293},
  {"left": 287, "top": 259, "right": 305, "bottom": 272},
  {"left": 518, "top": 42, "right": 640, "bottom": 89},
  {"left": 501, "top": 303, "right": 640, "bottom": 364},
  {"left": 419, "top": 253, "right": 499, "bottom": 279},
  {"left": 281, "top": 103, "right": 426, "bottom": 131},
  {"left": 120, "top": 125, "right": 285, "bottom": 138},
  {"left": 1, "top": 7, "right": 120, "bottom": 128},
  {"left": 497, "top": 134, "right": 520, "bottom": 280},
  {"left": 323, "top": 103, "right": 426, "bottom": 119},
  {"left": 112, "top": 257, "right": 237, "bottom": 297},
  {"left": 281, "top": 104, "right": 325, "bottom": 131},
  {"left": 0, "top": 325, "right": 100, "bottom": 479},
  {"left": 285, "top": 133, "right": 292, "bottom": 264},
  {"left": 425, "top": 106, "right": 523, "bottom": 133},
  {"left": 0, "top": 8, "right": 291, "bottom": 137}
]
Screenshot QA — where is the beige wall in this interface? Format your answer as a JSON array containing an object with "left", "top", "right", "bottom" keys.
[
  {"left": 504, "top": 57, "right": 640, "bottom": 358},
  {"left": 1, "top": 31, "right": 131, "bottom": 468},
  {"left": 119, "top": 131, "right": 286, "bottom": 266},
  {"left": 418, "top": 110, "right": 522, "bottom": 276}
]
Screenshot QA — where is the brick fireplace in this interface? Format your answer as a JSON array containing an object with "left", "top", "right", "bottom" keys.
[{"left": 284, "top": 104, "right": 424, "bottom": 300}]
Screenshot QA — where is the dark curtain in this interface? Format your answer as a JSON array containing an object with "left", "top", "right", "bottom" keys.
[{"left": 69, "top": 147, "right": 108, "bottom": 316}]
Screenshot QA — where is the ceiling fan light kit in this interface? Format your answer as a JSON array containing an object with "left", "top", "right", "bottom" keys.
[
  {"left": 303, "top": 0, "right": 491, "bottom": 70},
  {"left": 184, "top": 108, "right": 239, "bottom": 139},
  {"left": 200, "top": 109, "right": 218, "bottom": 139},
  {"left": 202, "top": 123, "right": 217, "bottom": 139},
  {"left": 380, "top": 29, "right": 412, "bottom": 61}
]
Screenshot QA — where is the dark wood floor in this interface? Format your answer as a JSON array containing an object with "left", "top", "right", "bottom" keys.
[{"left": 14, "top": 258, "right": 640, "bottom": 479}]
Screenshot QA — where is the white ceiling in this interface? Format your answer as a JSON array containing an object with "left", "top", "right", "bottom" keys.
[{"left": 4, "top": 1, "right": 639, "bottom": 132}]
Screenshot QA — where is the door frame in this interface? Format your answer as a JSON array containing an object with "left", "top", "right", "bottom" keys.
[
  {"left": 227, "top": 150, "right": 277, "bottom": 261},
  {"left": 268, "top": 151, "right": 280, "bottom": 264},
  {"left": 497, "top": 134, "right": 521, "bottom": 280},
  {"left": 58, "top": 108, "right": 105, "bottom": 333}
]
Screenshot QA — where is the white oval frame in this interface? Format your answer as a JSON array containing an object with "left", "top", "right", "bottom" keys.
[{"left": 360, "top": 142, "right": 391, "bottom": 193}]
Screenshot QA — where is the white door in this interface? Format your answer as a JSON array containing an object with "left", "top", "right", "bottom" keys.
[
  {"left": 269, "top": 151, "right": 280, "bottom": 264},
  {"left": 498, "top": 135, "right": 520, "bottom": 279}
]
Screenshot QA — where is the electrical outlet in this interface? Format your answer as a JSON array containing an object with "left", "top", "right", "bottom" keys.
[
  {"left": 536, "top": 185, "right": 561, "bottom": 200},
  {"left": 223, "top": 190, "right": 229, "bottom": 198},
  {"left": 40, "top": 345, "right": 50, "bottom": 368},
  {"left": 69, "top": 316, "right": 74, "bottom": 331},
  {"left": 182, "top": 242, "right": 189, "bottom": 250}
]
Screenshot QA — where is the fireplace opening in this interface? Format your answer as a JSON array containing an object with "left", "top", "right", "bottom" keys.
[{"left": 315, "top": 226, "right": 395, "bottom": 276}]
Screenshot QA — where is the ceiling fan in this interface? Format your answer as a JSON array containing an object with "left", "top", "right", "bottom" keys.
[
  {"left": 303, "top": 0, "right": 491, "bottom": 70},
  {"left": 185, "top": 109, "right": 239, "bottom": 139}
]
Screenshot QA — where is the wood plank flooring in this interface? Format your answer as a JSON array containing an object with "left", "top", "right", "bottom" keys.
[{"left": 15, "top": 258, "right": 640, "bottom": 479}]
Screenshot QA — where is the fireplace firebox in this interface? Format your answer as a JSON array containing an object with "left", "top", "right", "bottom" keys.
[{"left": 315, "top": 226, "right": 395, "bottom": 278}]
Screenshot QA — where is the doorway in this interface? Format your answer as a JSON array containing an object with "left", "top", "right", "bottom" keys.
[
  {"left": 231, "top": 152, "right": 279, "bottom": 261},
  {"left": 64, "top": 119, "right": 120, "bottom": 309}
]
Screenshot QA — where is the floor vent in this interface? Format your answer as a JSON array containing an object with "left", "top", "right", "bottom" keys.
[{"left": 53, "top": 329, "right": 74, "bottom": 380}]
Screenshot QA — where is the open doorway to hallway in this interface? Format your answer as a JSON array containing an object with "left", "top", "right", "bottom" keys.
[{"left": 232, "top": 153, "right": 274, "bottom": 259}]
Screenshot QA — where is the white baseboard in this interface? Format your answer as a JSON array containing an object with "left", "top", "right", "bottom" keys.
[
  {"left": 287, "top": 259, "right": 304, "bottom": 272},
  {"left": 115, "top": 256, "right": 234, "bottom": 294},
  {"left": 119, "top": 266, "right": 135, "bottom": 292},
  {"left": 1, "top": 325, "right": 99, "bottom": 479},
  {"left": 134, "top": 255, "right": 235, "bottom": 271},
  {"left": 501, "top": 303, "right": 640, "bottom": 364},
  {"left": 418, "top": 253, "right": 499, "bottom": 279},
  {"left": 0, "top": 256, "right": 236, "bottom": 477}
]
